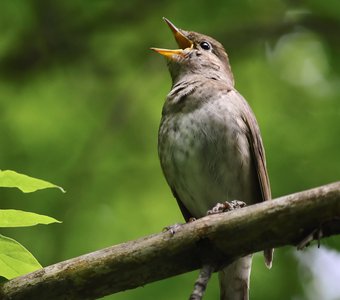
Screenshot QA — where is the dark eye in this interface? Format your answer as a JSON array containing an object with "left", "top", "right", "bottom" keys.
[{"left": 200, "top": 41, "right": 211, "bottom": 50}]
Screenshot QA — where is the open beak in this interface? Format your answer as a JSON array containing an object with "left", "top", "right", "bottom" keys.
[{"left": 151, "top": 18, "right": 193, "bottom": 59}]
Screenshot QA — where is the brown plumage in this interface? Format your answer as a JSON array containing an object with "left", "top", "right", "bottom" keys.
[{"left": 152, "top": 18, "right": 273, "bottom": 299}]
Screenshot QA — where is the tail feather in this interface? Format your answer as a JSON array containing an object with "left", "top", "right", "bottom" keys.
[
  {"left": 264, "top": 248, "right": 274, "bottom": 269},
  {"left": 219, "top": 255, "right": 252, "bottom": 300}
]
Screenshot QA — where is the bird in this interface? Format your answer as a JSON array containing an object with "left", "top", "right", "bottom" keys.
[{"left": 151, "top": 18, "right": 273, "bottom": 300}]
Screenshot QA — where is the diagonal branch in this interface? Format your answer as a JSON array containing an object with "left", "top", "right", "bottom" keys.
[{"left": 1, "top": 182, "right": 340, "bottom": 300}]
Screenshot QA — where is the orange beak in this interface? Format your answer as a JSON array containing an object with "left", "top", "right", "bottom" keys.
[{"left": 151, "top": 17, "right": 193, "bottom": 59}]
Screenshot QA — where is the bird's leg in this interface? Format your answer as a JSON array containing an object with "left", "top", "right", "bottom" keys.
[
  {"left": 165, "top": 200, "right": 247, "bottom": 236},
  {"left": 207, "top": 200, "right": 246, "bottom": 215}
]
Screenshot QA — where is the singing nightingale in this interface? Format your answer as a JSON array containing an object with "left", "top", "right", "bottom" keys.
[{"left": 152, "top": 18, "right": 273, "bottom": 300}]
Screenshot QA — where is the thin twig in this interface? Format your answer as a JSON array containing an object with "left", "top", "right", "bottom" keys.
[{"left": 189, "top": 264, "right": 215, "bottom": 300}]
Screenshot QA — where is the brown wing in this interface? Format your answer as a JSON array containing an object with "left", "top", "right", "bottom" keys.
[
  {"left": 242, "top": 106, "right": 271, "bottom": 202},
  {"left": 241, "top": 100, "right": 273, "bottom": 268},
  {"left": 171, "top": 188, "right": 193, "bottom": 222}
]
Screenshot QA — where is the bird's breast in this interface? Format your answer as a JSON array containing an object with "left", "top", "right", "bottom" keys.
[{"left": 159, "top": 91, "right": 255, "bottom": 218}]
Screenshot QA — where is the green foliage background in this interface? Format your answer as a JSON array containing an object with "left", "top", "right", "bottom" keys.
[{"left": 0, "top": 0, "right": 339, "bottom": 299}]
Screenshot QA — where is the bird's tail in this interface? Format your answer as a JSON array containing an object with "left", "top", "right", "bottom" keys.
[
  {"left": 219, "top": 255, "right": 252, "bottom": 300},
  {"left": 264, "top": 248, "right": 274, "bottom": 269}
]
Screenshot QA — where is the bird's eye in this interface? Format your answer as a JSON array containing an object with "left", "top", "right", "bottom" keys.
[{"left": 200, "top": 41, "right": 211, "bottom": 50}]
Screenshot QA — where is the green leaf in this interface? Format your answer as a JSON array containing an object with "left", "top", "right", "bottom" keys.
[
  {"left": 0, "top": 234, "right": 42, "bottom": 280},
  {"left": 0, "top": 170, "right": 65, "bottom": 193},
  {"left": 0, "top": 209, "right": 61, "bottom": 227}
]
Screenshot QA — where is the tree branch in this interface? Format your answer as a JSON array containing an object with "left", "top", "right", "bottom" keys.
[{"left": 1, "top": 182, "right": 340, "bottom": 300}]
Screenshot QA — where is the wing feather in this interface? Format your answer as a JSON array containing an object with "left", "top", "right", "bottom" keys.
[{"left": 241, "top": 98, "right": 273, "bottom": 268}]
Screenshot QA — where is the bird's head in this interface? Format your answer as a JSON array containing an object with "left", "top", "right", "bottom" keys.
[{"left": 151, "top": 18, "right": 234, "bottom": 86}]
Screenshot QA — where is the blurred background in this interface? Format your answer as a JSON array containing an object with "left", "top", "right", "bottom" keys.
[{"left": 0, "top": 0, "right": 340, "bottom": 299}]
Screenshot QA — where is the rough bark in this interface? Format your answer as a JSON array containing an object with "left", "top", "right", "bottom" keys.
[{"left": 1, "top": 182, "right": 340, "bottom": 300}]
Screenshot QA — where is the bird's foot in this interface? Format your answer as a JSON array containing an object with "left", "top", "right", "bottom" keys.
[
  {"left": 207, "top": 200, "right": 246, "bottom": 215},
  {"left": 163, "top": 223, "right": 183, "bottom": 235},
  {"left": 163, "top": 218, "right": 196, "bottom": 235}
]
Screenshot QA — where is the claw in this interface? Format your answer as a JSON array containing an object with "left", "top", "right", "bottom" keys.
[
  {"left": 207, "top": 200, "right": 246, "bottom": 215},
  {"left": 163, "top": 223, "right": 183, "bottom": 235}
]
